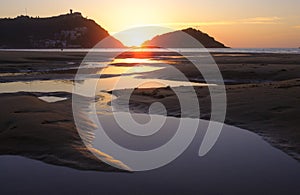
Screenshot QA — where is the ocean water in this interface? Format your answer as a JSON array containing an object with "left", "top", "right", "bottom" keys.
[{"left": 1, "top": 48, "right": 300, "bottom": 54}]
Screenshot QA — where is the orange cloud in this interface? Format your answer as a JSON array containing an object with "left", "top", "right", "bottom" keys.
[
  {"left": 157, "top": 16, "right": 281, "bottom": 29},
  {"left": 240, "top": 17, "right": 281, "bottom": 24}
]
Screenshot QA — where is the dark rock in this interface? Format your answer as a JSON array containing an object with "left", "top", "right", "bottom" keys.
[
  {"left": 142, "top": 28, "right": 228, "bottom": 48},
  {"left": 0, "top": 12, "right": 124, "bottom": 48}
]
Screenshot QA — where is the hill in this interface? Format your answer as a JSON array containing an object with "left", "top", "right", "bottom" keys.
[
  {"left": 0, "top": 12, "right": 124, "bottom": 48},
  {"left": 142, "top": 28, "right": 228, "bottom": 48}
]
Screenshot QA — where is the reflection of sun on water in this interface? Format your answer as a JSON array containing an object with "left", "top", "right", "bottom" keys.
[
  {"left": 111, "top": 57, "right": 173, "bottom": 65},
  {"left": 111, "top": 58, "right": 153, "bottom": 64},
  {"left": 100, "top": 64, "right": 165, "bottom": 75},
  {"left": 94, "top": 52, "right": 206, "bottom": 91},
  {"left": 100, "top": 56, "right": 170, "bottom": 75}
]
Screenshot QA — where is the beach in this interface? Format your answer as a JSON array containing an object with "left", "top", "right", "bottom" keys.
[
  {"left": 0, "top": 92, "right": 129, "bottom": 171},
  {"left": 1, "top": 1, "right": 300, "bottom": 193},
  {"left": 113, "top": 51, "right": 300, "bottom": 161},
  {"left": 0, "top": 49, "right": 299, "bottom": 169},
  {"left": 119, "top": 79, "right": 300, "bottom": 160}
]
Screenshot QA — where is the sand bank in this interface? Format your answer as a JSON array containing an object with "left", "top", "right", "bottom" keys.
[{"left": 0, "top": 92, "right": 129, "bottom": 171}]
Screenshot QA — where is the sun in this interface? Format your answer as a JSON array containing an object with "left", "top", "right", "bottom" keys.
[
  {"left": 113, "top": 28, "right": 153, "bottom": 47},
  {"left": 113, "top": 26, "right": 171, "bottom": 47},
  {"left": 120, "top": 32, "right": 149, "bottom": 46}
]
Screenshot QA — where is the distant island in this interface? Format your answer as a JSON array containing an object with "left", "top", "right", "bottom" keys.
[
  {"left": 143, "top": 28, "right": 228, "bottom": 48},
  {"left": 0, "top": 10, "right": 124, "bottom": 49}
]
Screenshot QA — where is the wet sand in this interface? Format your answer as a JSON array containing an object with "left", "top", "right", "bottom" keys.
[
  {"left": 0, "top": 92, "right": 129, "bottom": 172},
  {"left": 115, "top": 79, "right": 300, "bottom": 160},
  {"left": 0, "top": 50, "right": 299, "bottom": 170},
  {"left": 112, "top": 52, "right": 300, "bottom": 161}
]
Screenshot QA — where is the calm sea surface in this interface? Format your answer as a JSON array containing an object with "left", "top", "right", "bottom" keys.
[{"left": 1, "top": 48, "right": 300, "bottom": 54}]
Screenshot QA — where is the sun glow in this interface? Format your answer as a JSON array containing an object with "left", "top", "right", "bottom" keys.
[
  {"left": 116, "top": 32, "right": 149, "bottom": 47},
  {"left": 113, "top": 26, "right": 172, "bottom": 47}
]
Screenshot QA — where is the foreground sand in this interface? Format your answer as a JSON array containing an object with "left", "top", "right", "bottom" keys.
[
  {"left": 0, "top": 92, "right": 129, "bottom": 171},
  {"left": 113, "top": 79, "right": 300, "bottom": 160},
  {"left": 111, "top": 52, "right": 300, "bottom": 161}
]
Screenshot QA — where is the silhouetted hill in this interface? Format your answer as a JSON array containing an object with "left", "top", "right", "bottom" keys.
[
  {"left": 0, "top": 12, "right": 124, "bottom": 48},
  {"left": 142, "top": 28, "right": 228, "bottom": 48}
]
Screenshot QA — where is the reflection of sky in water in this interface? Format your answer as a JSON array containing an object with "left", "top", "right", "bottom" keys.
[
  {"left": 0, "top": 115, "right": 299, "bottom": 194},
  {"left": 0, "top": 50, "right": 299, "bottom": 193},
  {"left": 95, "top": 76, "right": 206, "bottom": 91},
  {"left": 0, "top": 73, "right": 205, "bottom": 95},
  {"left": 38, "top": 96, "right": 68, "bottom": 103},
  {"left": 0, "top": 72, "right": 28, "bottom": 77},
  {"left": 100, "top": 65, "right": 165, "bottom": 75},
  {"left": 0, "top": 80, "right": 74, "bottom": 94},
  {"left": 0, "top": 56, "right": 213, "bottom": 97}
]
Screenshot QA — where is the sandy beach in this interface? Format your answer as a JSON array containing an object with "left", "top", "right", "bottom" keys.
[
  {"left": 0, "top": 50, "right": 299, "bottom": 171},
  {"left": 112, "top": 51, "right": 300, "bottom": 161},
  {"left": 1, "top": 1, "right": 300, "bottom": 193},
  {"left": 115, "top": 79, "right": 300, "bottom": 160},
  {"left": 0, "top": 91, "right": 129, "bottom": 171}
]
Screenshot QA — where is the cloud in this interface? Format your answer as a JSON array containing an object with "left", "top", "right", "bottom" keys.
[
  {"left": 157, "top": 16, "right": 281, "bottom": 29},
  {"left": 240, "top": 17, "right": 281, "bottom": 24},
  {"left": 162, "top": 21, "right": 235, "bottom": 27},
  {"left": 293, "top": 25, "right": 300, "bottom": 29}
]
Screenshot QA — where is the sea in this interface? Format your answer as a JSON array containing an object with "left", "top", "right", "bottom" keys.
[{"left": 1, "top": 48, "right": 300, "bottom": 54}]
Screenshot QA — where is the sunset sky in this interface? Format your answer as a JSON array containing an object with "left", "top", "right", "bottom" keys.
[{"left": 1, "top": 0, "right": 300, "bottom": 47}]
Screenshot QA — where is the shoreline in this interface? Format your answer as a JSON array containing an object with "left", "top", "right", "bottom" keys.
[
  {"left": 111, "top": 79, "right": 300, "bottom": 161},
  {"left": 0, "top": 92, "right": 130, "bottom": 172},
  {"left": 0, "top": 50, "right": 299, "bottom": 167}
]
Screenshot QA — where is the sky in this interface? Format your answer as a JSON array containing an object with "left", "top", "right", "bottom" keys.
[{"left": 1, "top": 0, "right": 300, "bottom": 47}]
